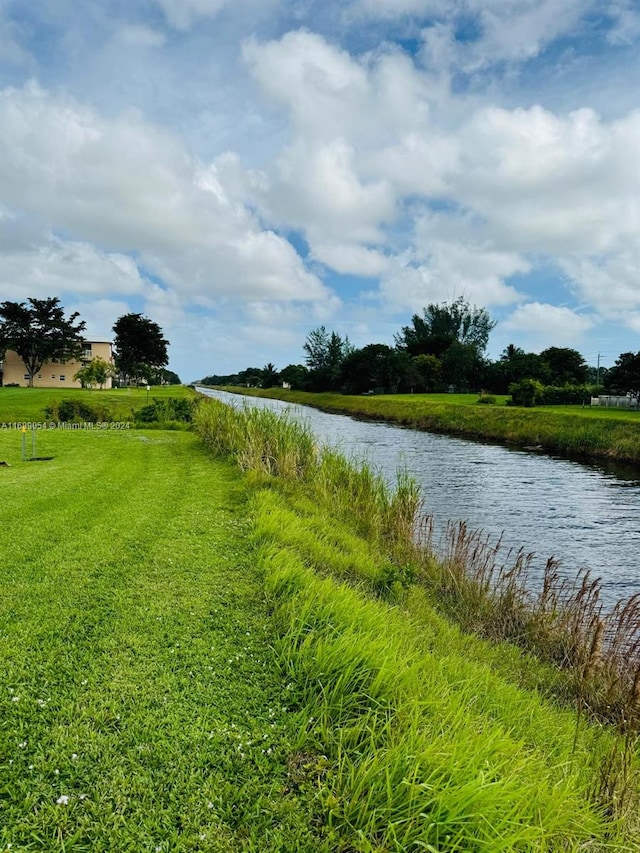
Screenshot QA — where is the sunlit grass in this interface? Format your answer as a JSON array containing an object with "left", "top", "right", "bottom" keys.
[{"left": 0, "top": 428, "right": 327, "bottom": 851}]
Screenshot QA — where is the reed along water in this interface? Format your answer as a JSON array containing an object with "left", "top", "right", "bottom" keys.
[{"left": 198, "top": 388, "right": 640, "bottom": 604}]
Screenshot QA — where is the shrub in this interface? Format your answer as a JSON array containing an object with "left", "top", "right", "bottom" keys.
[
  {"left": 508, "top": 378, "right": 544, "bottom": 407},
  {"left": 476, "top": 392, "right": 496, "bottom": 405},
  {"left": 135, "top": 397, "right": 196, "bottom": 424},
  {"left": 44, "top": 399, "right": 114, "bottom": 423}
]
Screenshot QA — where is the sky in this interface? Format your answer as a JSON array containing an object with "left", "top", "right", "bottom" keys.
[{"left": 0, "top": 0, "right": 638, "bottom": 382}]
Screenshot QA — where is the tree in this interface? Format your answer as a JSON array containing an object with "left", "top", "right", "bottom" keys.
[
  {"left": 0, "top": 297, "right": 86, "bottom": 387},
  {"left": 280, "top": 364, "right": 310, "bottom": 390},
  {"left": 73, "top": 356, "right": 114, "bottom": 389},
  {"left": 261, "top": 362, "right": 280, "bottom": 388},
  {"left": 112, "top": 313, "right": 169, "bottom": 385},
  {"left": 395, "top": 296, "right": 496, "bottom": 359},
  {"left": 410, "top": 354, "right": 442, "bottom": 392},
  {"left": 340, "top": 344, "right": 410, "bottom": 394},
  {"left": 488, "top": 344, "right": 551, "bottom": 393},
  {"left": 605, "top": 352, "right": 640, "bottom": 397},
  {"left": 237, "top": 367, "right": 263, "bottom": 387},
  {"left": 539, "top": 347, "right": 588, "bottom": 386},
  {"left": 303, "top": 326, "right": 352, "bottom": 391}
]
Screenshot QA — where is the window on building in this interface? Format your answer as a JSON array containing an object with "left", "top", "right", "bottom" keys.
[
  {"left": 37, "top": 374, "right": 42, "bottom": 379},
  {"left": 59, "top": 375, "right": 66, "bottom": 381},
  {"left": 24, "top": 374, "right": 30, "bottom": 380},
  {"left": 51, "top": 374, "right": 56, "bottom": 379}
]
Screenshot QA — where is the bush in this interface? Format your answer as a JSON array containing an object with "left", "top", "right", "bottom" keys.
[
  {"left": 508, "top": 378, "right": 544, "bottom": 407},
  {"left": 44, "top": 399, "right": 114, "bottom": 423},
  {"left": 477, "top": 392, "right": 496, "bottom": 405},
  {"left": 135, "top": 397, "right": 196, "bottom": 424}
]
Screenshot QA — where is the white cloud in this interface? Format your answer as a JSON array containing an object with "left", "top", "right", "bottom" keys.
[
  {"left": 562, "top": 251, "right": 640, "bottom": 317},
  {"left": 311, "top": 243, "right": 392, "bottom": 277},
  {"left": 0, "top": 82, "right": 330, "bottom": 307},
  {"left": 0, "top": 234, "right": 147, "bottom": 303},
  {"left": 503, "top": 302, "right": 595, "bottom": 349}
]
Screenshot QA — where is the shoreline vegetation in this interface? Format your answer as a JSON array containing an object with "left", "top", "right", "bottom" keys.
[
  {"left": 206, "top": 385, "right": 640, "bottom": 465},
  {"left": 194, "top": 395, "right": 640, "bottom": 849}
]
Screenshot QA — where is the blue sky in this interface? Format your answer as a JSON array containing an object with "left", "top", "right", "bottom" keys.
[{"left": 0, "top": 0, "right": 638, "bottom": 381}]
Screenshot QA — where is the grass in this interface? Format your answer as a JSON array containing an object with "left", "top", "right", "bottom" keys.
[
  {"left": 253, "top": 487, "right": 632, "bottom": 850},
  {"left": 195, "top": 395, "right": 640, "bottom": 846},
  {"left": 0, "top": 428, "right": 327, "bottom": 851},
  {"left": 212, "top": 386, "right": 640, "bottom": 464},
  {"left": 0, "top": 385, "right": 194, "bottom": 424}
]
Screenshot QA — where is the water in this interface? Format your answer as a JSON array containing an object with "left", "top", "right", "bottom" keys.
[{"left": 197, "top": 388, "right": 640, "bottom": 601}]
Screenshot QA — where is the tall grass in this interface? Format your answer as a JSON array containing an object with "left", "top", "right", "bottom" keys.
[
  {"left": 255, "top": 501, "right": 621, "bottom": 850},
  {"left": 194, "top": 399, "right": 419, "bottom": 548}
]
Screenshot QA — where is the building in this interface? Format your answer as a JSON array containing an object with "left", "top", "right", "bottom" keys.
[{"left": 1, "top": 341, "right": 114, "bottom": 388}]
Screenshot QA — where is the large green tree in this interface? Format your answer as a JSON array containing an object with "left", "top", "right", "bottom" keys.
[
  {"left": 340, "top": 344, "right": 410, "bottom": 394},
  {"left": 303, "top": 326, "right": 352, "bottom": 391},
  {"left": 538, "top": 347, "right": 588, "bottom": 386},
  {"left": 605, "top": 352, "right": 640, "bottom": 397},
  {"left": 0, "top": 297, "right": 86, "bottom": 387},
  {"left": 395, "top": 296, "right": 496, "bottom": 359},
  {"left": 112, "top": 313, "right": 169, "bottom": 385}
]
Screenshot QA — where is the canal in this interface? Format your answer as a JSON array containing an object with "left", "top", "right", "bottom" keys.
[{"left": 198, "top": 388, "right": 640, "bottom": 602}]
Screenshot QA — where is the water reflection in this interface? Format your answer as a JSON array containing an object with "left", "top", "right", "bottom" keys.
[{"left": 197, "top": 388, "right": 640, "bottom": 601}]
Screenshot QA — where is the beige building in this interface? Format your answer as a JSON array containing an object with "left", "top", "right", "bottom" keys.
[{"left": 1, "top": 342, "right": 114, "bottom": 388}]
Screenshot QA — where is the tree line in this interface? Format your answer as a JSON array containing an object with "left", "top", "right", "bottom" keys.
[
  {"left": 0, "top": 297, "right": 178, "bottom": 387},
  {"left": 201, "top": 297, "right": 640, "bottom": 404}
]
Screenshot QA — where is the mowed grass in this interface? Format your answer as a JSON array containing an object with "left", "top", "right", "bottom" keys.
[
  {"left": 0, "top": 429, "right": 324, "bottom": 851},
  {"left": 0, "top": 385, "right": 193, "bottom": 424}
]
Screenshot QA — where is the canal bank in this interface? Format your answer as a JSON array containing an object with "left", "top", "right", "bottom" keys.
[{"left": 212, "top": 386, "right": 640, "bottom": 466}]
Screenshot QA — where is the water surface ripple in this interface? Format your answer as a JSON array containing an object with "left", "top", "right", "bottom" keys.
[{"left": 198, "top": 389, "right": 640, "bottom": 602}]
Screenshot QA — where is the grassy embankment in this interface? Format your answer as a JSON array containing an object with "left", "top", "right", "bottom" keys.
[
  {"left": 194, "top": 397, "right": 640, "bottom": 850},
  {"left": 214, "top": 386, "right": 640, "bottom": 464},
  {"left": 0, "top": 425, "right": 329, "bottom": 851}
]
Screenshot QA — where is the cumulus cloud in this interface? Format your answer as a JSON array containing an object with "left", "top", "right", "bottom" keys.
[
  {"left": 244, "top": 28, "right": 638, "bottom": 322},
  {"left": 0, "top": 234, "right": 148, "bottom": 303},
  {"left": 0, "top": 82, "right": 330, "bottom": 307},
  {"left": 503, "top": 302, "right": 596, "bottom": 349}
]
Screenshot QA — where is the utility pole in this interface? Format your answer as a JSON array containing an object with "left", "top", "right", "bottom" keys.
[{"left": 596, "top": 353, "right": 601, "bottom": 388}]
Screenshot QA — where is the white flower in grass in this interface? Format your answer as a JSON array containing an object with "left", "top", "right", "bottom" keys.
[
  {"left": 207, "top": 801, "right": 214, "bottom": 809},
  {"left": 18, "top": 741, "right": 26, "bottom": 748},
  {"left": 71, "top": 753, "right": 78, "bottom": 761},
  {"left": 56, "top": 795, "right": 69, "bottom": 805},
  {"left": 11, "top": 696, "right": 19, "bottom": 703}
]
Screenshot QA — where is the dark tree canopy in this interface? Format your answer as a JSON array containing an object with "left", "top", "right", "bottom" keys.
[
  {"left": 112, "top": 313, "right": 169, "bottom": 384},
  {"left": 605, "top": 352, "right": 640, "bottom": 395},
  {"left": 340, "top": 344, "right": 410, "bottom": 394},
  {"left": 261, "top": 362, "right": 280, "bottom": 388},
  {"left": 0, "top": 297, "right": 86, "bottom": 387},
  {"left": 303, "top": 326, "right": 352, "bottom": 391},
  {"left": 538, "top": 347, "right": 589, "bottom": 386},
  {"left": 395, "top": 296, "right": 496, "bottom": 359}
]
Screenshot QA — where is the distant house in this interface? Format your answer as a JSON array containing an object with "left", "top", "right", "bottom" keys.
[{"left": 1, "top": 341, "right": 114, "bottom": 388}]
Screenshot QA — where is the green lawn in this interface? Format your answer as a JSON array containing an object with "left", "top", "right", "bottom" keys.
[
  {"left": 0, "top": 385, "right": 193, "bottom": 424},
  {"left": 0, "top": 429, "right": 323, "bottom": 851}
]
